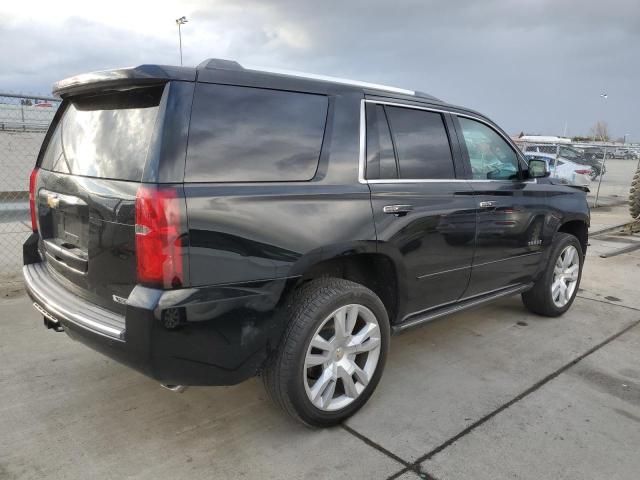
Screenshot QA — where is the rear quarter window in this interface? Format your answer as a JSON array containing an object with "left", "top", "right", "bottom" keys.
[{"left": 186, "top": 84, "right": 328, "bottom": 182}]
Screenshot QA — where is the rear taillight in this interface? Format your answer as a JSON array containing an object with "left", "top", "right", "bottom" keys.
[
  {"left": 135, "top": 185, "right": 184, "bottom": 288},
  {"left": 575, "top": 169, "right": 591, "bottom": 175},
  {"left": 29, "top": 168, "right": 39, "bottom": 232}
]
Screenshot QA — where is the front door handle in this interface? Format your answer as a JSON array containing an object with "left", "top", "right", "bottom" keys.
[
  {"left": 383, "top": 204, "right": 414, "bottom": 216},
  {"left": 479, "top": 201, "right": 497, "bottom": 208}
]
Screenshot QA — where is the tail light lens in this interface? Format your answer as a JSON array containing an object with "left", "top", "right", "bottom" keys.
[
  {"left": 29, "top": 168, "right": 39, "bottom": 232},
  {"left": 575, "top": 169, "right": 591, "bottom": 175},
  {"left": 135, "top": 186, "right": 185, "bottom": 288}
]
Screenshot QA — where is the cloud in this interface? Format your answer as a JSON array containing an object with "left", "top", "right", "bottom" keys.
[{"left": 1, "top": 0, "right": 638, "bottom": 139}]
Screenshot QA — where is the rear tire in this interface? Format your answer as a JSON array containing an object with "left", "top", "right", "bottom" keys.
[
  {"left": 263, "top": 278, "right": 390, "bottom": 427},
  {"left": 522, "top": 233, "right": 583, "bottom": 317}
]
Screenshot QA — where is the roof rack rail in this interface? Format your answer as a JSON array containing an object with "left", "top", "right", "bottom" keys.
[
  {"left": 245, "top": 65, "right": 416, "bottom": 96},
  {"left": 197, "top": 58, "right": 440, "bottom": 100},
  {"left": 414, "top": 90, "right": 440, "bottom": 101}
]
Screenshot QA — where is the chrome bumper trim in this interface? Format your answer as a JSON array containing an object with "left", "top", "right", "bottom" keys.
[{"left": 23, "top": 263, "right": 125, "bottom": 341}]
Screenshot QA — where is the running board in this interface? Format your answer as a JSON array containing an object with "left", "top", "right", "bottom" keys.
[{"left": 392, "top": 283, "right": 533, "bottom": 334}]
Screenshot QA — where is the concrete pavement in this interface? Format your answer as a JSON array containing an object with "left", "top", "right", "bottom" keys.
[
  {"left": 423, "top": 322, "right": 640, "bottom": 480},
  {"left": 1, "top": 211, "right": 639, "bottom": 479}
]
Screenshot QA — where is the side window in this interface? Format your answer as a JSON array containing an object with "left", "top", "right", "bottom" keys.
[
  {"left": 365, "top": 104, "right": 398, "bottom": 179},
  {"left": 458, "top": 117, "right": 520, "bottom": 180},
  {"left": 186, "top": 84, "right": 328, "bottom": 182},
  {"left": 384, "top": 106, "right": 455, "bottom": 179}
]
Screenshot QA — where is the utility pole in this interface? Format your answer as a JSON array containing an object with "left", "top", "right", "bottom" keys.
[
  {"left": 176, "top": 16, "right": 188, "bottom": 66},
  {"left": 594, "top": 93, "right": 608, "bottom": 208}
]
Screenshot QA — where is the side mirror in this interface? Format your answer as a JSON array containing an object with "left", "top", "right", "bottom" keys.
[{"left": 528, "top": 158, "right": 549, "bottom": 178}]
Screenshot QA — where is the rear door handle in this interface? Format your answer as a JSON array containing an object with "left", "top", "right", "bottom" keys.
[
  {"left": 479, "top": 201, "right": 497, "bottom": 208},
  {"left": 383, "top": 204, "right": 414, "bottom": 216}
]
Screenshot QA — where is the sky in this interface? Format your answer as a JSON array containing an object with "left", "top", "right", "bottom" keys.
[{"left": 1, "top": 0, "right": 638, "bottom": 140}]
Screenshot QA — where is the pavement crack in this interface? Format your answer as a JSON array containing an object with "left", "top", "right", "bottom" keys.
[
  {"left": 385, "top": 466, "right": 439, "bottom": 480},
  {"left": 576, "top": 294, "right": 640, "bottom": 312},
  {"left": 341, "top": 424, "right": 442, "bottom": 480},
  {"left": 341, "top": 423, "right": 412, "bottom": 468},
  {"left": 409, "top": 317, "right": 640, "bottom": 468}
]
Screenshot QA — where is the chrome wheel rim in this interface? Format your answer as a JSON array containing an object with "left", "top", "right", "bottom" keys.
[
  {"left": 303, "top": 304, "right": 382, "bottom": 411},
  {"left": 552, "top": 245, "right": 580, "bottom": 307}
]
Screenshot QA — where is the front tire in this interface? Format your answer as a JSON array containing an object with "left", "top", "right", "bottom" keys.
[
  {"left": 263, "top": 278, "right": 390, "bottom": 427},
  {"left": 522, "top": 233, "right": 583, "bottom": 317}
]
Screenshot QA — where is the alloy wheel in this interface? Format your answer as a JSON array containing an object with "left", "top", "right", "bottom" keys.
[
  {"left": 303, "top": 304, "right": 382, "bottom": 411},
  {"left": 551, "top": 245, "right": 580, "bottom": 307}
]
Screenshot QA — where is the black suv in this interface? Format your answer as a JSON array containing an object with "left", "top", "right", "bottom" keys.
[{"left": 24, "top": 59, "right": 589, "bottom": 426}]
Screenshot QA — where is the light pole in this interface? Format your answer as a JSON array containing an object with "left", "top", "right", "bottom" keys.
[
  {"left": 624, "top": 133, "right": 630, "bottom": 144},
  {"left": 176, "top": 16, "right": 188, "bottom": 66},
  {"left": 594, "top": 92, "right": 608, "bottom": 208},
  {"left": 598, "top": 93, "right": 608, "bottom": 141}
]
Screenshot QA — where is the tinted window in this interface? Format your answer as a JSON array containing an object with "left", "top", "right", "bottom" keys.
[
  {"left": 458, "top": 117, "right": 520, "bottom": 180},
  {"left": 385, "top": 106, "right": 455, "bottom": 179},
  {"left": 365, "top": 104, "right": 397, "bottom": 179},
  {"left": 40, "top": 87, "right": 163, "bottom": 181},
  {"left": 186, "top": 84, "right": 328, "bottom": 182}
]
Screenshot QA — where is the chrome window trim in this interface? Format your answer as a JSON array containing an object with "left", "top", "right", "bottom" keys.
[{"left": 358, "top": 98, "right": 534, "bottom": 184}]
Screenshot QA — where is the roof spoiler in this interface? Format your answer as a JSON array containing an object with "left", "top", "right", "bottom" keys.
[{"left": 52, "top": 64, "right": 196, "bottom": 98}]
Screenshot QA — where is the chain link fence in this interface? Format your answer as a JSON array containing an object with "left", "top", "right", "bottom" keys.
[
  {"left": 515, "top": 140, "right": 640, "bottom": 209},
  {"left": 1, "top": 93, "right": 60, "bottom": 288}
]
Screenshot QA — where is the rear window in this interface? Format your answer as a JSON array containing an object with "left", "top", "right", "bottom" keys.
[
  {"left": 40, "top": 87, "right": 163, "bottom": 181},
  {"left": 186, "top": 83, "right": 328, "bottom": 182}
]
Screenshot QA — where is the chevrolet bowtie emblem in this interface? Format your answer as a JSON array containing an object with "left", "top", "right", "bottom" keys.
[{"left": 47, "top": 194, "right": 60, "bottom": 209}]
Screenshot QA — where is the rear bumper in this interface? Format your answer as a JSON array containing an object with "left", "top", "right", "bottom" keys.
[
  {"left": 23, "top": 260, "right": 291, "bottom": 386},
  {"left": 24, "top": 263, "right": 125, "bottom": 340}
]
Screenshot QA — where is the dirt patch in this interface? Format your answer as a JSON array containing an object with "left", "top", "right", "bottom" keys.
[{"left": 0, "top": 280, "right": 25, "bottom": 299}]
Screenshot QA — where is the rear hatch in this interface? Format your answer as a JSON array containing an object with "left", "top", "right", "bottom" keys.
[{"left": 34, "top": 86, "right": 166, "bottom": 313}]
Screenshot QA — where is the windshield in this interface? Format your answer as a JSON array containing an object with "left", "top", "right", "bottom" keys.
[
  {"left": 559, "top": 146, "right": 581, "bottom": 160},
  {"left": 40, "top": 86, "right": 163, "bottom": 181}
]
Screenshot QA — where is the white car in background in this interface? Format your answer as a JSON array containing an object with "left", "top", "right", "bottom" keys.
[
  {"left": 524, "top": 153, "right": 592, "bottom": 187},
  {"left": 613, "top": 148, "right": 639, "bottom": 160}
]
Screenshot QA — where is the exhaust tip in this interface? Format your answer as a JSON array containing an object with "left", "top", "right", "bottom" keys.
[{"left": 161, "top": 384, "right": 188, "bottom": 393}]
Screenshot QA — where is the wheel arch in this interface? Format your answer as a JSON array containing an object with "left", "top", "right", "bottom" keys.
[
  {"left": 284, "top": 244, "right": 406, "bottom": 324},
  {"left": 556, "top": 219, "right": 589, "bottom": 254}
]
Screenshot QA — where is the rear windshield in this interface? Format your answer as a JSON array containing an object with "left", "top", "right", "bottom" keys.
[{"left": 40, "top": 86, "right": 163, "bottom": 181}]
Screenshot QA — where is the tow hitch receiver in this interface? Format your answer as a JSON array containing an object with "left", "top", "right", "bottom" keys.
[{"left": 33, "top": 302, "right": 64, "bottom": 332}]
